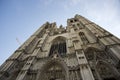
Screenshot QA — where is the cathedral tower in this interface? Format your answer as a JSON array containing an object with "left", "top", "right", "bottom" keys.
[{"left": 0, "top": 14, "right": 120, "bottom": 80}]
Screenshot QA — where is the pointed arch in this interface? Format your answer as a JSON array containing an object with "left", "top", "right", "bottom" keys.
[
  {"left": 84, "top": 47, "right": 101, "bottom": 61},
  {"left": 51, "top": 36, "right": 67, "bottom": 44},
  {"left": 84, "top": 47, "right": 108, "bottom": 61},
  {"left": 85, "top": 47, "right": 100, "bottom": 53},
  {"left": 36, "top": 58, "right": 69, "bottom": 80},
  {"left": 79, "top": 32, "right": 89, "bottom": 44},
  {"left": 84, "top": 47, "right": 120, "bottom": 80},
  {"left": 49, "top": 36, "right": 67, "bottom": 56},
  {"left": 96, "top": 60, "right": 120, "bottom": 80}
]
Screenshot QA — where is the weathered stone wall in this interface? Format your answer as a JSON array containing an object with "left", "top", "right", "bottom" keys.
[{"left": 0, "top": 14, "right": 120, "bottom": 80}]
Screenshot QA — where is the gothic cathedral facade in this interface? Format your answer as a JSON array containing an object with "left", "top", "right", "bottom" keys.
[{"left": 0, "top": 14, "right": 120, "bottom": 80}]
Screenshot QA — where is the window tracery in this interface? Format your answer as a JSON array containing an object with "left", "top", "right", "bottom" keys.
[
  {"left": 40, "top": 63, "right": 66, "bottom": 80},
  {"left": 49, "top": 37, "right": 67, "bottom": 56},
  {"left": 79, "top": 32, "right": 89, "bottom": 44},
  {"left": 96, "top": 61, "right": 117, "bottom": 80},
  {"left": 85, "top": 47, "right": 118, "bottom": 80}
]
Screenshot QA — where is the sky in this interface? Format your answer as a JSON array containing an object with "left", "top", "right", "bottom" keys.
[{"left": 0, "top": 0, "right": 120, "bottom": 65}]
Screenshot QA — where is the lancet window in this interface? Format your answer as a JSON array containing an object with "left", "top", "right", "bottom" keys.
[
  {"left": 79, "top": 32, "right": 89, "bottom": 44},
  {"left": 49, "top": 37, "right": 67, "bottom": 56}
]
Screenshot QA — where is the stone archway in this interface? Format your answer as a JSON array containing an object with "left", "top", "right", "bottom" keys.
[
  {"left": 96, "top": 60, "right": 120, "bottom": 80},
  {"left": 84, "top": 47, "right": 120, "bottom": 80},
  {"left": 36, "top": 58, "right": 69, "bottom": 80}
]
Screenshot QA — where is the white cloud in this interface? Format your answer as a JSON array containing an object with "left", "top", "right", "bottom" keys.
[{"left": 64, "top": 0, "right": 120, "bottom": 38}]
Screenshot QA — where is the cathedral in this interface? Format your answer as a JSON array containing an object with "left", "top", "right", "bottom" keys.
[{"left": 0, "top": 14, "right": 120, "bottom": 80}]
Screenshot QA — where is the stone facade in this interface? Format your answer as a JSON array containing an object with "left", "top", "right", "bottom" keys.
[{"left": 0, "top": 14, "right": 120, "bottom": 80}]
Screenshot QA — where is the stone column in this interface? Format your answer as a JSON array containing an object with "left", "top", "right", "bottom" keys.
[
  {"left": 39, "top": 32, "right": 49, "bottom": 51},
  {"left": 75, "top": 71, "right": 80, "bottom": 80},
  {"left": 16, "top": 48, "right": 40, "bottom": 80},
  {"left": 76, "top": 50, "right": 95, "bottom": 80}
]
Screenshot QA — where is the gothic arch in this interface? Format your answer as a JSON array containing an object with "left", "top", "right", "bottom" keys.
[
  {"left": 49, "top": 36, "right": 67, "bottom": 56},
  {"left": 51, "top": 36, "right": 67, "bottom": 43},
  {"left": 84, "top": 47, "right": 109, "bottom": 61},
  {"left": 85, "top": 47, "right": 113, "bottom": 80},
  {"left": 84, "top": 47, "right": 101, "bottom": 61},
  {"left": 85, "top": 47, "right": 101, "bottom": 53},
  {"left": 96, "top": 60, "right": 120, "bottom": 80},
  {"left": 36, "top": 58, "right": 69, "bottom": 80},
  {"left": 79, "top": 32, "right": 89, "bottom": 44},
  {"left": 84, "top": 47, "right": 120, "bottom": 80}
]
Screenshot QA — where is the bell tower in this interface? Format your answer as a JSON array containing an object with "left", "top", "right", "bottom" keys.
[{"left": 0, "top": 14, "right": 120, "bottom": 80}]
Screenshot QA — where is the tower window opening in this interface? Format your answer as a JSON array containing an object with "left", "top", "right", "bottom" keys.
[
  {"left": 70, "top": 20, "right": 73, "bottom": 23},
  {"left": 77, "top": 23, "right": 80, "bottom": 26},
  {"left": 73, "top": 24, "right": 75, "bottom": 27},
  {"left": 79, "top": 56, "right": 84, "bottom": 59},
  {"left": 79, "top": 32, "right": 89, "bottom": 44},
  {"left": 45, "top": 26, "right": 48, "bottom": 29},
  {"left": 74, "top": 19, "right": 78, "bottom": 22}
]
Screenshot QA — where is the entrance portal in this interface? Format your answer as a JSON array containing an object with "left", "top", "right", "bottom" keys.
[{"left": 40, "top": 62, "right": 66, "bottom": 80}]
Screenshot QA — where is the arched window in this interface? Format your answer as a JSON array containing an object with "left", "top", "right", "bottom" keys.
[
  {"left": 79, "top": 32, "right": 89, "bottom": 44},
  {"left": 77, "top": 22, "right": 84, "bottom": 29},
  {"left": 49, "top": 36, "right": 67, "bottom": 56},
  {"left": 85, "top": 47, "right": 109, "bottom": 62}
]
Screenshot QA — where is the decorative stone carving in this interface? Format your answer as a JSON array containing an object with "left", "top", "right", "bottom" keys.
[{"left": 0, "top": 14, "right": 120, "bottom": 80}]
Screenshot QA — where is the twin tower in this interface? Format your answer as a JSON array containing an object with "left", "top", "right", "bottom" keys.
[{"left": 0, "top": 14, "right": 120, "bottom": 80}]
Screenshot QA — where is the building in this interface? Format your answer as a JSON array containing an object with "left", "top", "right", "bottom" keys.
[{"left": 0, "top": 14, "right": 120, "bottom": 80}]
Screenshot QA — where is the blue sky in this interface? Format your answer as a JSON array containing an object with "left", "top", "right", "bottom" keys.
[{"left": 0, "top": 0, "right": 120, "bottom": 65}]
